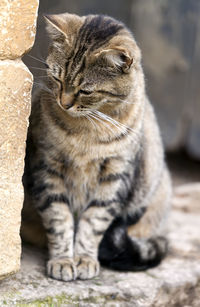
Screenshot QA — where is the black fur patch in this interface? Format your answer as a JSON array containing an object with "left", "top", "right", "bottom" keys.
[
  {"left": 38, "top": 194, "right": 69, "bottom": 212},
  {"left": 87, "top": 199, "right": 115, "bottom": 209},
  {"left": 82, "top": 15, "right": 124, "bottom": 51},
  {"left": 99, "top": 217, "right": 168, "bottom": 271},
  {"left": 99, "top": 172, "right": 129, "bottom": 184},
  {"left": 126, "top": 207, "right": 146, "bottom": 226},
  {"left": 31, "top": 183, "right": 53, "bottom": 200}
]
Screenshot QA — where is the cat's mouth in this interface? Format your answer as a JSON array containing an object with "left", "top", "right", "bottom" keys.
[
  {"left": 57, "top": 93, "right": 85, "bottom": 116},
  {"left": 57, "top": 99, "right": 92, "bottom": 117}
]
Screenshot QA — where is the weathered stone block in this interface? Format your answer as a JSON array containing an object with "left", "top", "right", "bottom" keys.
[
  {"left": 0, "top": 0, "right": 39, "bottom": 59},
  {"left": 0, "top": 60, "right": 32, "bottom": 279}
]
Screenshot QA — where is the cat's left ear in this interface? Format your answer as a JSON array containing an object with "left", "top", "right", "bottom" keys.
[
  {"left": 96, "top": 47, "right": 134, "bottom": 73},
  {"left": 44, "top": 14, "right": 69, "bottom": 42}
]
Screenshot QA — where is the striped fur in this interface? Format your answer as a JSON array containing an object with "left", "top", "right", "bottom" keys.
[{"left": 22, "top": 13, "right": 172, "bottom": 281}]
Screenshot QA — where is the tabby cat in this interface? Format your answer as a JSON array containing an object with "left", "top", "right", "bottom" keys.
[{"left": 22, "top": 13, "right": 172, "bottom": 281}]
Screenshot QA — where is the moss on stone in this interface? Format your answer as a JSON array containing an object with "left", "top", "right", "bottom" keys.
[
  {"left": 16, "top": 294, "right": 77, "bottom": 307},
  {"left": 16, "top": 292, "right": 123, "bottom": 307}
]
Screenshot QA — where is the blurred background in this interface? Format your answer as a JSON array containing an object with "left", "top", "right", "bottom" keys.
[{"left": 23, "top": 0, "right": 200, "bottom": 185}]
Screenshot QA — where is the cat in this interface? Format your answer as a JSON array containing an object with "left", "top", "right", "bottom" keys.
[{"left": 22, "top": 13, "right": 172, "bottom": 281}]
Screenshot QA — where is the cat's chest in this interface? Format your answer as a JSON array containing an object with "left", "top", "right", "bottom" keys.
[
  {"left": 60, "top": 155, "right": 126, "bottom": 214},
  {"left": 62, "top": 159, "right": 100, "bottom": 212},
  {"left": 46, "top": 129, "right": 130, "bottom": 212}
]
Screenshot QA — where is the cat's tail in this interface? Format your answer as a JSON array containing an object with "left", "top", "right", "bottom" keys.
[{"left": 98, "top": 218, "right": 167, "bottom": 271}]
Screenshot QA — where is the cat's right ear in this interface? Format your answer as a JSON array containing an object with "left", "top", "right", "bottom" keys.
[
  {"left": 94, "top": 47, "right": 134, "bottom": 73},
  {"left": 44, "top": 14, "right": 69, "bottom": 42}
]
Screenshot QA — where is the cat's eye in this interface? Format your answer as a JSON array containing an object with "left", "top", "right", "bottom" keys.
[{"left": 79, "top": 89, "right": 92, "bottom": 95}]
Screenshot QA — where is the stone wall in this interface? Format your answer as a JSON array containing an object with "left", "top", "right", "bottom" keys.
[
  {"left": 0, "top": 0, "right": 39, "bottom": 279},
  {"left": 130, "top": 0, "right": 200, "bottom": 159}
]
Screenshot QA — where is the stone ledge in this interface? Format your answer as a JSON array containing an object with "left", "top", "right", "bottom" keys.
[{"left": 0, "top": 184, "right": 200, "bottom": 306}]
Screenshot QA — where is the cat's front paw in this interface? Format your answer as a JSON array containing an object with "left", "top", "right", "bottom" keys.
[
  {"left": 75, "top": 255, "right": 100, "bottom": 280},
  {"left": 47, "top": 257, "right": 77, "bottom": 281}
]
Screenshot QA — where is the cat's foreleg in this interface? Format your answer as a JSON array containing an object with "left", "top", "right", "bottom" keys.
[
  {"left": 38, "top": 198, "right": 76, "bottom": 281},
  {"left": 74, "top": 203, "right": 118, "bottom": 279}
]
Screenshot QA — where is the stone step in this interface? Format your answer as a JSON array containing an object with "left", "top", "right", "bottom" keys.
[{"left": 0, "top": 184, "right": 200, "bottom": 306}]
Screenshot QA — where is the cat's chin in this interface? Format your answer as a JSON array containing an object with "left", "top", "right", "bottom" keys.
[
  {"left": 64, "top": 108, "right": 86, "bottom": 118},
  {"left": 60, "top": 105, "right": 95, "bottom": 118},
  {"left": 57, "top": 103, "right": 81, "bottom": 117},
  {"left": 67, "top": 112, "right": 83, "bottom": 118}
]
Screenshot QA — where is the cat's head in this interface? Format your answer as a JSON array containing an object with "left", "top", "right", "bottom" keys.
[{"left": 44, "top": 13, "right": 142, "bottom": 117}]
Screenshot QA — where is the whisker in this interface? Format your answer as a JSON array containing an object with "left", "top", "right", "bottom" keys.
[
  {"left": 93, "top": 110, "right": 126, "bottom": 135},
  {"left": 85, "top": 114, "right": 97, "bottom": 130},
  {"left": 90, "top": 113, "right": 116, "bottom": 134},
  {"left": 97, "top": 111, "right": 126, "bottom": 130},
  {"left": 92, "top": 112, "right": 125, "bottom": 134},
  {"left": 91, "top": 112, "right": 135, "bottom": 142},
  {"left": 29, "top": 66, "right": 48, "bottom": 71},
  {"left": 33, "top": 81, "right": 55, "bottom": 97},
  {"left": 92, "top": 111, "right": 141, "bottom": 144},
  {"left": 94, "top": 110, "right": 135, "bottom": 133},
  {"left": 35, "top": 75, "right": 49, "bottom": 78},
  {"left": 27, "top": 54, "right": 47, "bottom": 66}
]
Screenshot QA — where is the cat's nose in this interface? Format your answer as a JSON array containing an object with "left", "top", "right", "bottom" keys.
[{"left": 60, "top": 93, "right": 74, "bottom": 109}]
